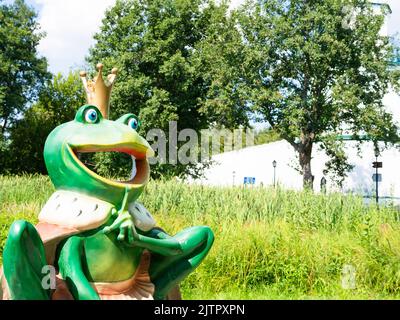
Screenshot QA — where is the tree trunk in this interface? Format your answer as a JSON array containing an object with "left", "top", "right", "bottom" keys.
[{"left": 299, "top": 139, "right": 314, "bottom": 190}]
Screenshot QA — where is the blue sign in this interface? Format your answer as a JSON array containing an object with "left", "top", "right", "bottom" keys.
[
  {"left": 372, "top": 174, "right": 382, "bottom": 182},
  {"left": 244, "top": 177, "right": 256, "bottom": 185}
]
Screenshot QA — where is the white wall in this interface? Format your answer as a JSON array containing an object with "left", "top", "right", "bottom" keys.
[{"left": 191, "top": 140, "right": 400, "bottom": 199}]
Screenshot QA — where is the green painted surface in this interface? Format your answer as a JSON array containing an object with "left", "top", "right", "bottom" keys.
[
  {"left": 2, "top": 104, "right": 214, "bottom": 300},
  {"left": 43, "top": 105, "right": 150, "bottom": 207}
]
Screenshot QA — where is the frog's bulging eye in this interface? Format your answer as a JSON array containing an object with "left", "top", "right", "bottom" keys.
[
  {"left": 128, "top": 117, "right": 140, "bottom": 130},
  {"left": 84, "top": 108, "right": 98, "bottom": 123},
  {"left": 115, "top": 113, "right": 140, "bottom": 128}
]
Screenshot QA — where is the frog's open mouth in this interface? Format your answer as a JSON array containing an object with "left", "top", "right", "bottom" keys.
[{"left": 69, "top": 145, "right": 151, "bottom": 187}]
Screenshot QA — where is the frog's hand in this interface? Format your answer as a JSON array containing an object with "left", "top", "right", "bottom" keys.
[
  {"left": 2, "top": 220, "right": 51, "bottom": 300},
  {"left": 57, "top": 236, "right": 100, "bottom": 300}
]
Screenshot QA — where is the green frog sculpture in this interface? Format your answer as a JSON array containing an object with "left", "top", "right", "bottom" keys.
[{"left": 0, "top": 63, "right": 214, "bottom": 300}]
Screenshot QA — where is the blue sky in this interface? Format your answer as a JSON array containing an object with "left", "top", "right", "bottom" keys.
[{"left": 5, "top": 0, "right": 400, "bottom": 75}]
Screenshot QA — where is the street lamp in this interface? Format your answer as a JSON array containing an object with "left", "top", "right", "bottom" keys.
[
  {"left": 272, "top": 160, "right": 277, "bottom": 188},
  {"left": 320, "top": 177, "right": 327, "bottom": 194}
]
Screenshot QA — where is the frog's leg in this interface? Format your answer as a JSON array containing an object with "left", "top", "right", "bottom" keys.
[
  {"left": 2, "top": 220, "right": 51, "bottom": 300},
  {"left": 57, "top": 236, "right": 100, "bottom": 300},
  {"left": 142, "top": 226, "right": 214, "bottom": 300}
]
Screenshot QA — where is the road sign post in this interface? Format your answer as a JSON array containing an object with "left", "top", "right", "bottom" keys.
[{"left": 372, "top": 156, "right": 382, "bottom": 206}]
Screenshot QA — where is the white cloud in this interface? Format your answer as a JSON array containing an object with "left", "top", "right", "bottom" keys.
[
  {"left": 35, "top": 0, "right": 246, "bottom": 75},
  {"left": 32, "top": 0, "right": 400, "bottom": 75},
  {"left": 386, "top": 0, "right": 400, "bottom": 36},
  {"left": 34, "top": 0, "right": 116, "bottom": 75}
]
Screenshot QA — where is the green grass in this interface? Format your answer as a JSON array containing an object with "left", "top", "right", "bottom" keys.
[{"left": 2, "top": 174, "right": 400, "bottom": 299}]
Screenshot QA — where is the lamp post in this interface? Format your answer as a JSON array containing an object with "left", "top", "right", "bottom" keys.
[
  {"left": 272, "top": 160, "right": 277, "bottom": 188},
  {"left": 320, "top": 177, "right": 327, "bottom": 194}
]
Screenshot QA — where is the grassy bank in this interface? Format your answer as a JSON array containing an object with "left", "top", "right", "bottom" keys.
[{"left": 1, "top": 175, "right": 400, "bottom": 299}]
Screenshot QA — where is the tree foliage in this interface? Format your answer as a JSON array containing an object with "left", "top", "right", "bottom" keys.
[
  {"left": 237, "top": 0, "right": 400, "bottom": 189},
  {"left": 254, "top": 128, "right": 282, "bottom": 145},
  {"left": 87, "top": 0, "right": 247, "bottom": 178},
  {"left": 0, "top": 0, "right": 49, "bottom": 134},
  {"left": 5, "top": 72, "right": 85, "bottom": 173}
]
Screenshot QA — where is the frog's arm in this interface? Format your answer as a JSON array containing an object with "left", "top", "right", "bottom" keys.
[
  {"left": 57, "top": 236, "right": 100, "bottom": 300},
  {"left": 103, "top": 188, "right": 183, "bottom": 256},
  {"left": 129, "top": 232, "right": 183, "bottom": 256},
  {"left": 104, "top": 215, "right": 183, "bottom": 256}
]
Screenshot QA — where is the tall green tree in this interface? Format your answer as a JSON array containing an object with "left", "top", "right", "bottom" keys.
[
  {"left": 7, "top": 72, "right": 85, "bottom": 173},
  {"left": 0, "top": 0, "right": 49, "bottom": 134},
  {"left": 237, "top": 0, "right": 400, "bottom": 188},
  {"left": 87, "top": 0, "right": 248, "bottom": 178}
]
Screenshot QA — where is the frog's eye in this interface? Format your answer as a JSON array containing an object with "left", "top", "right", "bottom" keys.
[
  {"left": 74, "top": 105, "right": 102, "bottom": 123},
  {"left": 128, "top": 117, "right": 140, "bottom": 130},
  {"left": 115, "top": 113, "right": 141, "bottom": 129},
  {"left": 84, "top": 108, "right": 99, "bottom": 123}
]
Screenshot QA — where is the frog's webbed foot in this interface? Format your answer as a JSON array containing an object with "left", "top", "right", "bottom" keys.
[
  {"left": 2, "top": 220, "right": 51, "bottom": 300},
  {"left": 148, "top": 226, "right": 214, "bottom": 300},
  {"left": 102, "top": 210, "right": 137, "bottom": 244}
]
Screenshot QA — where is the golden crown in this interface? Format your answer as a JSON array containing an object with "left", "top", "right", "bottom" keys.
[{"left": 80, "top": 63, "right": 118, "bottom": 119}]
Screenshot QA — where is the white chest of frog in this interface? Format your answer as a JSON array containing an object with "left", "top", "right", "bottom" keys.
[{"left": 39, "top": 190, "right": 156, "bottom": 232}]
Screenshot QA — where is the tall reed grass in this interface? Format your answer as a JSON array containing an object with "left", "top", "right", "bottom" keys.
[{"left": 1, "top": 175, "right": 400, "bottom": 299}]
